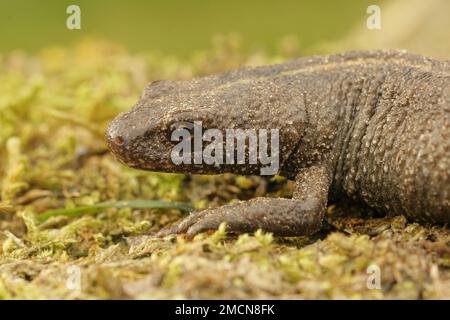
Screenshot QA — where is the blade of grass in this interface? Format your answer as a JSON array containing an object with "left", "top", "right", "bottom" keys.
[{"left": 36, "top": 200, "right": 193, "bottom": 222}]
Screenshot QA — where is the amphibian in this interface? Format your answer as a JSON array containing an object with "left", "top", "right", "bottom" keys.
[{"left": 106, "top": 50, "right": 450, "bottom": 239}]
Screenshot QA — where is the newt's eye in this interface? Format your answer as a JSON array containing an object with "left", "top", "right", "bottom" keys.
[
  {"left": 170, "top": 121, "right": 194, "bottom": 132},
  {"left": 168, "top": 121, "right": 194, "bottom": 143}
]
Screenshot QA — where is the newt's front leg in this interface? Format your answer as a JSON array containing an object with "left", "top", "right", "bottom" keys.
[{"left": 157, "top": 165, "right": 331, "bottom": 239}]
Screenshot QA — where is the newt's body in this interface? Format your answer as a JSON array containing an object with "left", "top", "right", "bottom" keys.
[{"left": 106, "top": 51, "right": 450, "bottom": 238}]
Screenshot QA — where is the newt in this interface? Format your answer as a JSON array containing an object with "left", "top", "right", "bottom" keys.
[{"left": 106, "top": 50, "right": 450, "bottom": 239}]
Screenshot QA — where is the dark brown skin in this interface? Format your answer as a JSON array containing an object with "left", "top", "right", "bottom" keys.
[{"left": 106, "top": 50, "right": 450, "bottom": 239}]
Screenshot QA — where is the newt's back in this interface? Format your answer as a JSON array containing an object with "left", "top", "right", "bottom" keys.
[{"left": 331, "top": 53, "right": 450, "bottom": 223}]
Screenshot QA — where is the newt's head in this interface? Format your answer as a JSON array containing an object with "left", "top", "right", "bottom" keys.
[
  {"left": 106, "top": 79, "right": 202, "bottom": 173},
  {"left": 107, "top": 76, "right": 304, "bottom": 175}
]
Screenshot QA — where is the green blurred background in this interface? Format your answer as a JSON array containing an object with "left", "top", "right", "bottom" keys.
[
  {"left": 1, "top": 0, "right": 449, "bottom": 58},
  {"left": 0, "top": 0, "right": 375, "bottom": 56}
]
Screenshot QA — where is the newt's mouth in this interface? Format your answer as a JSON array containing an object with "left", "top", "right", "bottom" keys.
[
  {"left": 105, "top": 122, "right": 135, "bottom": 166},
  {"left": 105, "top": 121, "right": 173, "bottom": 171}
]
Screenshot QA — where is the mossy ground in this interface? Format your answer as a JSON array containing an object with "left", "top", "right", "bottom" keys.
[{"left": 0, "top": 39, "right": 449, "bottom": 299}]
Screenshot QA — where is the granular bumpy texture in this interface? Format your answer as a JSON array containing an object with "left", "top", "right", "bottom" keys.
[{"left": 107, "top": 51, "right": 450, "bottom": 238}]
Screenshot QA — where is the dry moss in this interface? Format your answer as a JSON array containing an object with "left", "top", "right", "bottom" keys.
[{"left": 0, "top": 39, "right": 449, "bottom": 299}]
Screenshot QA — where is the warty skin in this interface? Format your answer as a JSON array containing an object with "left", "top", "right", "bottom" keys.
[{"left": 106, "top": 50, "right": 450, "bottom": 239}]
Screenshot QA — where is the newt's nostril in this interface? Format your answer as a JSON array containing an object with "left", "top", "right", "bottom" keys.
[{"left": 114, "top": 135, "right": 125, "bottom": 146}]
